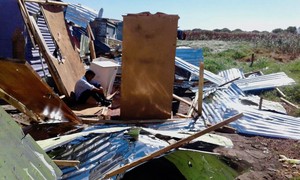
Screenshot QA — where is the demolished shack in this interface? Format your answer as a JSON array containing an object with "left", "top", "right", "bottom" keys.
[{"left": 0, "top": 0, "right": 299, "bottom": 179}]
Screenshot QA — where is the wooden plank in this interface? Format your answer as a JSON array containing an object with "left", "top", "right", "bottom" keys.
[
  {"left": 173, "top": 94, "right": 192, "bottom": 106},
  {"left": 103, "top": 113, "right": 243, "bottom": 179},
  {"left": 188, "top": 92, "right": 198, "bottom": 117},
  {"left": 41, "top": 5, "right": 86, "bottom": 97},
  {"left": 280, "top": 97, "right": 299, "bottom": 109},
  {"left": 28, "top": 13, "right": 68, "bottom": 96},
  {"left": 198, "top": 62, "right": 204, "bottom": 115},
  {"left": 0, "top": 58, "right": 81, "bottom": 124},
  {"left": 53, "top": 160, "right": 80, "bottom": 167},
  {"left": 175, "top": 113, "right": 191, "bottom": 118},
  {"left": 87, "top": 24, "right": 96, "bottom": 60},
  {"left": 276, "top": 88, "right": 286, "bottom": 98},
  {"left": 120, "top": 13, "right": 179, "bottom": 120},
  {"left": 0, "top": 88, "right": 40, "bottom": 122},
  {"left": 72, "top": 106, "right": 103, "bottom": 116}
]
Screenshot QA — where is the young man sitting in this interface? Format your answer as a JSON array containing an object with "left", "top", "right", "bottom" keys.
[{"left": 74, "top": 70, "right": 111, "bottom": 106}]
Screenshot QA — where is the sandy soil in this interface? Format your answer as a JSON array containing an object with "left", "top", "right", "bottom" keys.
[{"left": 215, "top": 132, "right": 300, "bottom": 179}]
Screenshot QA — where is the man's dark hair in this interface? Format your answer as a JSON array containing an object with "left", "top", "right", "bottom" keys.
[{"left": 85, "top": 69, "right": 96, "bottom": 76}]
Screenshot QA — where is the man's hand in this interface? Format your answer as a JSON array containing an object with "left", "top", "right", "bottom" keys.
[{"left": 92, "top": 87, "right": 104, "bottom": 94}]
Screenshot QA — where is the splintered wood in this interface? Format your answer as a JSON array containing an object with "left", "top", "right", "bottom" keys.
[
  {"left": 121, "top": 13, "right": 179, "bottom": 120},
  {"left": 0, "top": 58, "right": 81, "bottom": 124}
]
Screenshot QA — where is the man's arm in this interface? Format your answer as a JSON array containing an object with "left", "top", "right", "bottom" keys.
[{"left": 91, "top": 87, "right": 104, "bottom": 94}]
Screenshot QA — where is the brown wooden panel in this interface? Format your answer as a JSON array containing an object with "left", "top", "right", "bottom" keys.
[
  {"left": 121, "top": 13, "right": 179, "bottom": 120},
  {"left": 41, "top": 5, "right": 85, "bottom": 97},
  {"left": 0, "top": 58, "right": 81, "bottom": 124}
]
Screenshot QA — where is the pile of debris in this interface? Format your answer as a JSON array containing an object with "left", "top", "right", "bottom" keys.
[{"left": 0, "top": 0, "right": 299, "bottom": 179}]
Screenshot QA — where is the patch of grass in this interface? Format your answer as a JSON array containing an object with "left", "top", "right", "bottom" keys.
[
  {"left": 281, "top": 85, "right": 300, "bottom": 104},
  {"left": 282, "top": 60, "right": 300, "bottom": 82},
  {"left": 217, "top": 49, "right": 247, "bottom": 60},
  {"left": 204, "top": 58, "right": 224, "bottom": 73},
  {"left": 202, "top": 46, "right": 213, "bottom": 56},
  {"left": 195, "top": 40, "right": 300, "bottom": 116},
  {"left": 260, "top": 89, "right": 280, "bottom": 102}
]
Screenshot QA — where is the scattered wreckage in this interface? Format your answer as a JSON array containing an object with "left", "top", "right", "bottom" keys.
[{"left": 0, "top": 0, "right": 299, "bottom": 179}]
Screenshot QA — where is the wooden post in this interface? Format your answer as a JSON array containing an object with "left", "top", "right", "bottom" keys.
[
  {"left": 87, "top": 24, "right": 96, "bottom": 61},
  {"left": 103, "top": 113, "right": 243, "bottom": 179},
  {"left": 259, "top": 97, "right": 263, "bottom": 110},
  {"left": 250, "top": 53, "right": 254, "bottom": 67},
  {"left": 198, "top": 62, "right": 204, "bottom": 116}
]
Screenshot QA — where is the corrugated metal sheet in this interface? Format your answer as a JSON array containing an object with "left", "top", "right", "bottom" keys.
[
  {"left": 0, "top": 107, "right": 62, "bottom": 179},
  {"left": 201, "top": 83, "right": 300, "bottom": 140},
  {"left": 49, "top": 124, "right": 196, "bottom": 179},
  {"left": 218, "top": 68, "right": 245, "bottom": 83},
  {"left": 65, "top": 3, "right": 97, "bottom": 28},
  {"left": 25, "top": 2, "right": 52, "bottom": 78},
  {"left": 233, "top": 72, "right": 295, "bottom": 92},
  {"left": 175, "top": 57, "right": 225, "bottom": 85},
  {"left": 44, "top": 113, "right": 239, "bottom": 179}
]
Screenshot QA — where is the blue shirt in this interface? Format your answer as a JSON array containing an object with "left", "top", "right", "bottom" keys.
[{"left": 74, "top": 76, "right": 99, "bottom": 100}]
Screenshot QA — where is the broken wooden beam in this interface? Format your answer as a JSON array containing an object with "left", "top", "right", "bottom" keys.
[
  {"left": 280, "top": 97, "right": 299, "bottom": 109},
  {"left": 53, "top": 160, "right": 80, "bottom": 167},
  {"left": 103, "top": 113, "right": 243, "bottom": 179},
  {"left": 0, "top": 88, "right": 40, "bottom": 122},
  {"left": 175, "top": 113, "right": 191, "bottom": 118},
  {"left": 187, "top": 92, "right": 199, "bottom": 117},
  {"left": 172, "top": 94, "right": 192, "bottom": 106},
  {"left": 276, "top": 88, "right": 286, "bottom": 98}
]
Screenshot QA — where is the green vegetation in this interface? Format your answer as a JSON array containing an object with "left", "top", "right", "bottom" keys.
[{"left": 177, "top": 39, "right": 300, "bottom": 116}]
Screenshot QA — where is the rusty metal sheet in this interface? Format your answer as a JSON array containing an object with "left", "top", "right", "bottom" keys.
[
  {"left": 0, "top": 58, "right": 81, "bottom": 123},
  {"left": 121, "top": 13, "right": 179, "bottom": 120}
]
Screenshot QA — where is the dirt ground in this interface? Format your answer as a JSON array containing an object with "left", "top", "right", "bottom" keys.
[
  {"left": 214, "top": 132, "right": 300, "bottom": 180},
  {"left": 175, "top": 95, "right": 300, "bottom": 180}
]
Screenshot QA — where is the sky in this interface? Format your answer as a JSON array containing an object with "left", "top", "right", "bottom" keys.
[{"left": 65, "top": 0, "right": 300, "bottom": 32}]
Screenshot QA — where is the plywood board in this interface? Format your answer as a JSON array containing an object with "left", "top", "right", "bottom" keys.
[
  {"left": 0, "top": 106, "right": 62, "bottom": 179},
  {"left": 121, "top": 13, "right": 179, "bottom": 120},
  {"left": 41, "top": 5, "right": 85, "bottom": 97},
  {"left": 0, "top": 58, "right": 81, "bottom": 123}
]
